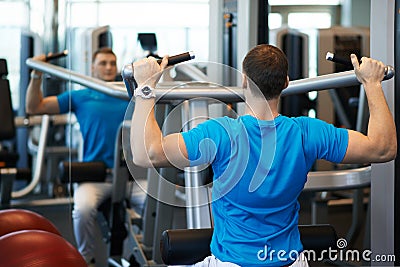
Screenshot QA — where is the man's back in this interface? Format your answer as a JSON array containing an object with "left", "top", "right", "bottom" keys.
[{"left": 183, "top": 114, "right": 348, "bottom": 266}]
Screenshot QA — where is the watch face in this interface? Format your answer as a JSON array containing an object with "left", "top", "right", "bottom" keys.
[{"left": 141, "top": 86, "right": 152, "bottom": 96}]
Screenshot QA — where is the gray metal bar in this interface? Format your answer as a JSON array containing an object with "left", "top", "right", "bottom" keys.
[
  {"left": 356, "top": 87, "right": 369, "bottom": 134},
  {"left": 183, "top": 100, "right": 212, "bottom": 229},
  {"left": 25, "top": 59, "right": 128, "bottom": 99},
  {"left": 328, "top": 89, "right": 352, "bottom": 128},
  {"left": 137, "top": 70, "right": 360, "bottom": 100},
  {"left": 284, "top": 70, "right": 359, "bottom": 97},
  {"left": 304, "top": 166, "right": 371, "bottom": 192},
  {"left": 15, "top": 114, "right": 75, "bottom": 127},
  {"left": 12, "top": 115, "right": 50, "bottom": 198},
  {"left": 152, "top": 104, "right": 179, "bottom": 263},
  {"left": 26, "top": 58, "right": 394, "bottom": 102}
]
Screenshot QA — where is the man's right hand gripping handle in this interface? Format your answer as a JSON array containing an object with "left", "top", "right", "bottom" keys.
[{"left": 122, "top": 51, "right": 195, "bottom": 98}]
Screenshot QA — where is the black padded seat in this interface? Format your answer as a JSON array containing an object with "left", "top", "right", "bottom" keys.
[
  {"left": 160, "top": 224, "right": 338, "bottom": 265},
  {"left": 59, "top": 161, "right": 107, "bottom": 183}
]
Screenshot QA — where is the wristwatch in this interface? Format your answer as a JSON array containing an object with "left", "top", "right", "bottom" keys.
[
  {"left": 134, "top": 85, "right": 156, "bottom": 99},
  {"left": 30, "top": 72, "right": 42, "bottom": 80}
]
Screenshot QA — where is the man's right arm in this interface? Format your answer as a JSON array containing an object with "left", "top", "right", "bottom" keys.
[
  {"left": 341, "top": 55, "right": 397, "bottom": 164},
  {"left": 25, "top": 55, "right": 60, "bottom": 115}
]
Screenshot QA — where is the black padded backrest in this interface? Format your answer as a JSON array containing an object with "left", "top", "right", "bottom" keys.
[
  {"left": 160, "top": 225, "right": 338, "bottom": 265},
  {"left": 0, "top": 59, "right": 15, "bottom": 141},
  {"left": 0, "top": 59, "right": 8, "bottom": 77},
  {"left": 138, "top": 33, "right": 158, "bottom": 53}
]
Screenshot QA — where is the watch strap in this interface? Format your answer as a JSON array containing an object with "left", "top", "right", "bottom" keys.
[{"left": 30, "top": 72, "right": 42, "bottom": 80}]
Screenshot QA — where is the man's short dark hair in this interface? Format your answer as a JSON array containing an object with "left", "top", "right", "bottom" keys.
[
  {"left": 242, "top": 44, "right": 288, "bottom": 100},
  {"left": 92, "top": 47, "right": 116, "bottom": 63}
]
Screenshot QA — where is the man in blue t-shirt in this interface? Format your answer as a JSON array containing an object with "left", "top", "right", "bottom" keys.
[
  {"left": 128, "top": 44, "right": 396, "bottom": 266},
  {"left": 26, "top": 47, "right": 144, "bottom": 266}
]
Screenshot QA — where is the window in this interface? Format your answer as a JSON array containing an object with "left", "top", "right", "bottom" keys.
[
  {"left": 0, "top": 1, "right": 29, "bottom": 110},
  {"left": 269, "top": 13, "right": 282, "bottom": 30},
  {"left": 65, "top": 0, "right": 210, "bottom": 65},
  {"left": 288, "top": 12, "right": 332, "bottom": 29},
  {"left": 269, "top": 0, "right": 342, "bottom": 5}
]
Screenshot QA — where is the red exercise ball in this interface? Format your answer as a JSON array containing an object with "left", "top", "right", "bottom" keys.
[
  {"left": 0, "top": 209, "right": 61, "bottom": 237},
  {"left": 0, "top": 230, "right": 87, "bottom": 267}
]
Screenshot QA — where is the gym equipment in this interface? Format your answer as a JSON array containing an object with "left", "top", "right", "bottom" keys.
[
  {"left": 45, "top": 50, "right": 68, "bottom": 61},
  {"left": 11, "top": 114, "right": 76, "bottom": 199},
  {"left": 0, "top": 209, "right": 83, "bottom": 266},
  {"left": 122, "top": 51, "right": 195, "bottom": 98},
  {"left": 317, "top": 26, "right": 370, "bottom": 132},
  {"left": 68, "top": 25, "right": 112, "bottom": 76},
  {"left": 18, "top": 32, "right": 41, "bottom": 169},
  {"left": 368, "top": 1, "right": 396, "bottom": 261},
  {"left": 0, "top": 59, "right": 31, "bottom": 206},
  {"left": 58, "top": 122, "right": 144, "bottom": 267},
  {"left": 270, "top": 27, "right": 312, "bottom": 117},
  {"left": 121, "top": 104, "right": 186, "bottom": 265},
  {"left": 26, "top": 58, "right": 126, "bottom": 98},
  {"left": 25, "top": 56, "right": 394, "bottom": 102},
  {"left": 58, "top": 158, "right": 122, "bottom": 264},
  {"left": 155, "top": 52, "right": 195, "bottom": 65},
  {"left": 160, "top": 225, "right": 338, "bottom": 265},
  {"left": 59, "top": 161, "right": 107, "bottom": 183},
  {"left": 326, "top": 51, "right": 361, "bottom": 67},
  {"left": 137, "top": 33, "right": 158, "bottom": 57},
  {"left": 1, "top": 57, "right": 74, "bottom": 202},
  {"left": 305, "top": 165, "right": 371, "bottom": 248},
  {"left": 0, "top": 230, "right": 87, "bottom": 267},
  {"left": 318, "top": 27, "right": 374, "bottom": 251},
  {"left": 0, "top": 208, "right": 61, "bottom": 237},
  {"left": 326, "top": 51, "right": 394, "bottom": 79},
  {"left": 25, "top": 55, "right": 395, "bottom": 265},
  {"left": 0, "top": 59, "right": 15, "bottom": 142}
]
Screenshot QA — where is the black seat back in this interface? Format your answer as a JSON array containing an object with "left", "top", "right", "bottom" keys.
[{"left": 0, "top": 59, "right": 15, "bottom": 141}]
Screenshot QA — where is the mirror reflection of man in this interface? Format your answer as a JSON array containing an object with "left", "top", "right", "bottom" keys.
[{"left": 26, "top": 47, "right": 144, "bottom": 266}]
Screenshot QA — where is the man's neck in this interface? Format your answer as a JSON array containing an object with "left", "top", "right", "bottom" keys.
[{"left": 244, "top": 96, "right": 280, "bottom": 121}]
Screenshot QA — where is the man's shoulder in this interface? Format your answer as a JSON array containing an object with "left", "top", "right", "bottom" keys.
[{"left": 291, "top": 116, "right": 321, "bottom": 126}]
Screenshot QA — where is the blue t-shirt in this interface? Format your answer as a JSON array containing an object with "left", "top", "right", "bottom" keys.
[
  {"left": 57, "top": 89, "right": 129, "bottom": 168},
  {"left": 181, "top": 115, "right": 348, "bottom": 266}
]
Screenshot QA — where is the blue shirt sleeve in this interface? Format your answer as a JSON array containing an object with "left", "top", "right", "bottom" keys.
[
  {"left": 181, "top": 118, "right": 227, "bottom": 166},
  {"left": 57, "top": 90, "right": 73, "bottom": 114},
  {"left": 296, "top": 117, "right": 349, "bottom": 163}
]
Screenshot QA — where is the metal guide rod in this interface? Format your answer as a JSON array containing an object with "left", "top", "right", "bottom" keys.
[
  {"left": 26, "top": 59, "right": 394, "bottom": 102},
  {"left": 11, "top": 115, "right": 50, "bottom": 198},
  {"left": 14, "top": 114, "right": 75, "bottom": 127},
  {"left": 26, "top": 59, "right": 128, "bottom": 99}
]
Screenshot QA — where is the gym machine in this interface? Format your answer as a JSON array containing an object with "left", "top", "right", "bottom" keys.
[
  {"left": 68, "top": 25, "right": 113, "bottom": 77},
  {"left": 160, "top": 224, "right": 338, "bottom": 265},
  {"left": 318, "top": 26, "right": 370, "bottom": 130},
  {"left": 0, "top": 59, "right": 31, "bottom": 207},
  {"left": 269, "top": 27, "right": 312, "bottom": 118},
  {"left": 1, "top": 58, "right": 75, "bottom": 207},
  {"left": 26, "top": 54, "right": 394, "bottom": 266}
]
